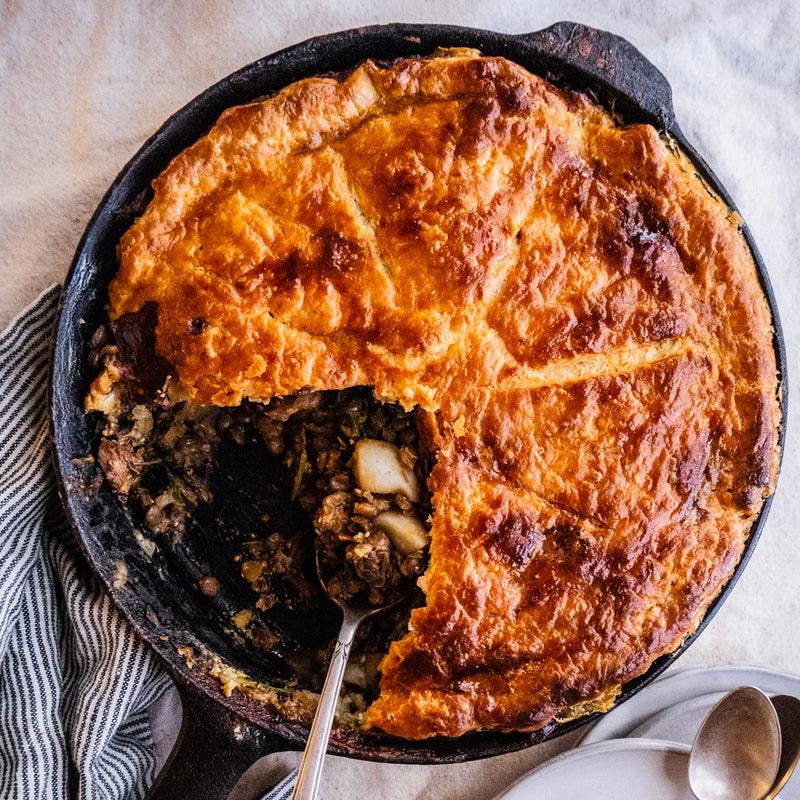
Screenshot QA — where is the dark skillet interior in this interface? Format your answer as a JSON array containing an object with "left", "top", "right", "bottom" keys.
[{"left": 50, "top": 21, "right": 786, "bottom": 764}]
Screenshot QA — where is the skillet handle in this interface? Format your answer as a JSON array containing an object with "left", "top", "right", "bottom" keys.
[
  {"left": 145, "top": 680, "right": 289, "bottom": 800},
  {"left": 514, "top": 21, "right": 677, "bottom": 132}
]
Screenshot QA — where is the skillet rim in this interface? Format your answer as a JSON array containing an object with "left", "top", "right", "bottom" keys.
[{"left": 49, "top": 20, "right": 787, "bottom": 764}]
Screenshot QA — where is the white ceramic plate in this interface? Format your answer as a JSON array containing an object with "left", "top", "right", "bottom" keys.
[
  {"left": 494, "top": 739, "right": 692, "bottom": 800},
  {"left": 580, "top": 664, "right": 800, "bottom": 800},
  {"left": 582, "top": 664, "right": 800, "bottom": 745}
]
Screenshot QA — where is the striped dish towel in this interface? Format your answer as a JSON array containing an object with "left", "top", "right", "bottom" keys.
[
  {"left": 0, "top": 288, "right": 299, "bottom": 800},
  {"left": 0, "top": 288, "right": 171, "bottom": 799},
  {"left": 259, "top": 770, "right": 298, "bottom": 800}
]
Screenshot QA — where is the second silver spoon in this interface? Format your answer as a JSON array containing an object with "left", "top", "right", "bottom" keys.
[{"left": 688, "top": 685, "right": 781, "bottom": 800}]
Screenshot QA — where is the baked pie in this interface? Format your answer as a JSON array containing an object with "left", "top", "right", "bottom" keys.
[{"left": 86, "top": 48, "right": 781, "bottom": 739}]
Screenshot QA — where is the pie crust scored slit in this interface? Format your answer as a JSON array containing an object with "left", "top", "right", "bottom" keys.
[{"left": 87, "top": 48, "right": 781, "bottom": 739}]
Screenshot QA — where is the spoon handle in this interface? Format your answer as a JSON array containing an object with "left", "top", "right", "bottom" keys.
[
  {"left": 291, "top": 611, "right": 362, "bottom": 800},
  {"left": 763, "top": 694, "right": 800, "bottom": 800}
]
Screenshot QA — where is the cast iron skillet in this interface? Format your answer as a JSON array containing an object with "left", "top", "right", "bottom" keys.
[{"left": 50, "top": 21, "right": 786, "bottom": 800}]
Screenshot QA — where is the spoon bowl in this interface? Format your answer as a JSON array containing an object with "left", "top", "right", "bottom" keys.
[{"left": 688, "top": 686, "right": 781, "bottom": 800}]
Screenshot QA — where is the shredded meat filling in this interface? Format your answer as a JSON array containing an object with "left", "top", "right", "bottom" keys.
[
  {"left": 88, "top": 316, "right": 432, "bottom": 615},
  {"left": 252, "top": 387, "right": 432, "bottom": 606},
  {"left": 86, "top": 317, "right": 433, "bottom": 703}
]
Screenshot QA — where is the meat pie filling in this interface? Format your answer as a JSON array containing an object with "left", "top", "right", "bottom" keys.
[
  {"left": 87, "top": 315, "right": 432, "bottom": 700},
  {"left": 257, "top": 389, "right": 431, "bottom": 607}
]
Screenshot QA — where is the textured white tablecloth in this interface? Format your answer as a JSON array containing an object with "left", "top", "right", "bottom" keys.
[{"left": 2, "top": 1, "right": 798, "bottom": 798}]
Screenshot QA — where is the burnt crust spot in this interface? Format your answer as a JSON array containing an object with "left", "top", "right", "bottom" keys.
[
  {"left": 482, "top": 509, "right": 545, "bottom": 568},
  {"left": 187, "top": 317, "right": 209, "bottom": 335},
  {"left": 98, "top": 303, "right": 172, "bottom": 409}
]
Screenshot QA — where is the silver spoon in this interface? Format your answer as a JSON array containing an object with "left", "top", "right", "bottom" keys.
[
  {"left": 290, "top": 562, "right": 405, "bottom": 800},
  {"left": 765, "top": 694, "right": 800, "bottom": 799},
  {"left": 688, "top": 686, "right": 781, "bottom": 800}
]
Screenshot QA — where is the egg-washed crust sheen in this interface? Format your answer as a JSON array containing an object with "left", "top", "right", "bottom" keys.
[{"left": 96, "top": 48, "right": 780, "bottom": 738}]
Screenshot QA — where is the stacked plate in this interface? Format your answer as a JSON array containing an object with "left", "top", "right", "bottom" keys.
[{"left": 494, "top": 665, "right": 800, "bottom": 799}]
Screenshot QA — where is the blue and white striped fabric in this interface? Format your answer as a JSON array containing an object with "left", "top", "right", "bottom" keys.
[
  {"left": 259, "top": 769, "right": 298, "bottom": 800},
  {"left": 0, "top": 288, "right": 300, "bottom": 800},
  {"left": 0, "top": 287, "right": 172, "bottom": 799}
]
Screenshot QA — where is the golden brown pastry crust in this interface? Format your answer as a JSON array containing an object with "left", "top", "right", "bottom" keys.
[{"left": 97, "top": 48, "right": 780, "bottom": 738}]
